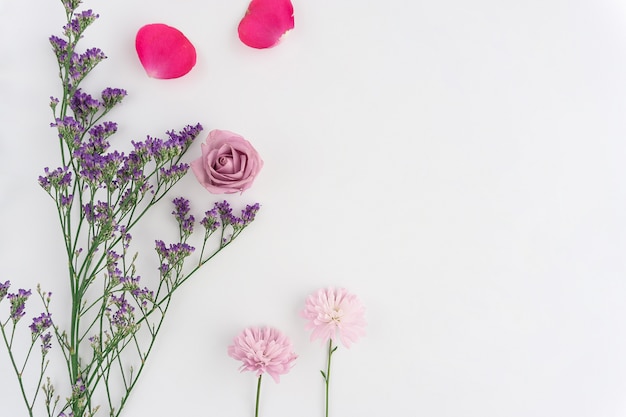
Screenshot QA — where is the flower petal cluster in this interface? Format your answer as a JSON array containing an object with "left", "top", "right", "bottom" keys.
[
  {"left": 238, "top": 0, "right": 295, "bottom": 49},
  {"left": 191, "top": 129, "right": 263, "bottom": 194},
  {"left": 228, "top": 326, "right": 297, "bottom": 383},
  {"left": 301, "top": 287, "right": 366, "bottom": 348},
  {"left": 135, "top": 23, "right": 197, "bottom": 79}
]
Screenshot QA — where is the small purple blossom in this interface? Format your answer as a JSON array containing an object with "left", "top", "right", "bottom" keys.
[
  {"left": 63, "top": 9, "right": 99, "bottom": 37},
  {"left": 38, "top": 166, "right": 73, "bottom": 192},
  {"left": 165, "top": 123, "right": 203, "bottom": 150},
  {"left": 70, "top": 89, "right": 101, "bottom": 122},
  {"left": 159, "top": 163, "right": 189, "bottom": 183},
  {"left": 63, "top": 0, "right": 81, "bottom": 13},
  {"left": 49, "top": 35, "right": 69, "bottom": 64},
  {"left": 155, "top": 240, "right": 195, "bottom": 277},
  {"left": 30, "top": 312, "right": 53, "bottom": 337},
  {"left": 101, "top": 87, "right": 127, "bottom": 109},
  {"left": 131, "top": 286, "right": 154, "bottom": 310},
  {"left": 200, "top": 208, "right": 220, "bottom": 232},
  {"left": 60, "top": 194, "right": 74, "bottom": 207},
  {"left": 107, "top": 294, "right": 136, "bottom": 334},
  {"left": 172, "top": 197, "right": 194, "bottom": 237},
  {"left": 71, "top": 376, "right": 86, "bottom": 399},
  {"left": 215, "top": 200, "right": 238, "bottom": 226},
  {"left": 7, "top": 289, "right": 32, "bottom": 323},
  {"left": 240, "top": 203, "right": 260, "bottom": 226},
  {"left": 40, "top": 332, "right": 53, "bottom": 354},
  {"left": 88, "top": 121, "right": 118, "bottom": 142},
  {"left": 0, "top": 280, "right": 10, "bottom": 303},
  {"left": 51, "top": 116, "right": 83, "bottom": 149}
]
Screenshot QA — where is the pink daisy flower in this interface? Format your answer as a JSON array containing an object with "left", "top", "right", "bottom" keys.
[
  {"left": 228, "top": 326, "right": 297, "bottom": 383},
  {"left": 301, "top": 287, "right": 366, "bottom": 348}
]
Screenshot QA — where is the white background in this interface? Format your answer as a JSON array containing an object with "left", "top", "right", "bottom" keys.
[{"left": 2, "top": 0, "right": 626, "bottom": 416}]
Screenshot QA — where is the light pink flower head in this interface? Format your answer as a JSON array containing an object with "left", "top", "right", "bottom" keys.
[
  {"left": 228, "top": 326, "right": 297, "bottom": 383},
  {"left": 301, "top": 287, "right": 366, "bottom": 348},
  {"left": 191, "top": 129, "right": 263, "bottom": 194}
]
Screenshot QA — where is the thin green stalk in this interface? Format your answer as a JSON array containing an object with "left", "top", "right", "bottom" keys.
[
  {"left": 255, "top": 374, "right": 263, "bottom": 417},
  {"left": 323, "top": 339, "right": 337, "bottom": 417},
  {"left": 0, "top": 323, "right": 36, "bottom": 417}
]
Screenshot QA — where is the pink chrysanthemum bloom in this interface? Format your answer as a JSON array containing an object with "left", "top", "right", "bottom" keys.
[
  {"left": 301, "top": 287, "right": 366, "bottom": 348},
  {"left": 228, "top": 327, "right": 297, "bottom": 383}
]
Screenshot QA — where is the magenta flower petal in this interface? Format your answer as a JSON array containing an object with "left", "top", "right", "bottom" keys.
[
  {"left": 135, "top": 23, "right": 196, "bottom": 79},
  {"left": 238, "top": 0, "right": 294, "bottom": 49}
]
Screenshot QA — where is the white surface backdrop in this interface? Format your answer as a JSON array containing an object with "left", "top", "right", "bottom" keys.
[{"left": 2, "top": 0, "right": 626, "bottom": 416}]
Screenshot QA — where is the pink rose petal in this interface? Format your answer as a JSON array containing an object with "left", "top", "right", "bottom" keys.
[
  {"left": 238, "top": 0, "right": 294, "bottom": 49},
  {"left": 135, "top": 23, "right": 196, "bottom": 79}
]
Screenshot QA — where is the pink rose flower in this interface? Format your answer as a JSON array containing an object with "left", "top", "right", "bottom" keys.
[
  {"left": 190, "top": 129, "right": 263, "bottom": 194},
  {"left": 301, "top": 287, "right": 366, "bottom": 348},
  {"left": 228, "top": 326, "right": 297, "bottom": 383}
]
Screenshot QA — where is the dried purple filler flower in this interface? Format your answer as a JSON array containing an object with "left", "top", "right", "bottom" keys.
[
  {"left": 172, "top": 197, "right": 195, "bottom": 238},
  {"left": 0, "top": 280, "right": 10, "bottom": 303},
  {"left": 30, "top": 312, "right": 53, "bottom": 337},
  {"left": 7, "top": 289, "right": 32, "bottom": 323}
]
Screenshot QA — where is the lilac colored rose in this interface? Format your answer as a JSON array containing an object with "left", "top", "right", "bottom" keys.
[{"left": 190, "top": 129, "right": 263, "bottom": 194}]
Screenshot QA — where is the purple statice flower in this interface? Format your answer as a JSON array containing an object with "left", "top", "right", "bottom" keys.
[
  {"left": 73, "top": 139, "right": 126, "bottom": 186},
  {"left": 30, "top": 312, "right": 53, "bottom": 337},
  {"left": 200, "top": 207, "right": 220, "bottom": 232},
  {"left": 51, "top": 116, "right": 83, "bottom": 149},
  {"left": 38, "top": 166, "right": 73, "bottom": 193},
  {"left": 69, "top": 47, "right": 107, "bottom": 84},
  {"left": 49, "top": 35, "right": 69, "bottom": 64},
  {"left": 63, "top": 0, "right": 82, "bottom": 13},
  {"left": 70, "top": 376, "right": 86, "bottom": 400},
  {"left": 0, "top": 280, "right": 10, "bottom": 303},
  {"left": 131, "top": 286, "right": 154, "bottom": 310},
  {"left": 141, "top": 135, "right": 165, "bottom": 159},
  {"left": 119, "top": 226, "right": 132, "bottom": 250},
  {"left": 7, "top": 289, "right": 32, "bottom": 323},
  {"left": 63, "top": 9, "right": 99, "bottom": 37},
  {"left": 107, "top": 294, "right": 136, "bottom": 334},
  {"left": 40, "top": 332, "right": 53, "bottom": 354},
  {"left": 88, "top": 121, "right": 118, "bottom": 142},
  {"left": 164, "top": 123, "right": 203, "bottom": 150},
  {"left": 214, "top": 200, "right": 238, "bottom": 226},
  {"left": 82, "top": 201, "right": 113, "bottom": 226},
  {"left": 60, "top": 194, "right": 74, "bottom": 207},
  {"left": 117, "top": 151, "right": 147, "bottom": 184},
  {"left": 101, "top": 87, "right": 127, "bottom": 109},
  {"left": 155, "top": 240, "right": 195, "bottom": 277},
  {"left": 49, "top": 96, "right": 60, "bottom": 111},
  {"left": 240, "top": 203, "right": 261, "bottom": 226},
  {"left": 159, "top": 163, "right": 189, "bottom": 183},
  {"left": 70, "top": 89, "right": 101, "bottom": 122},
  {"left": 172, "top": 197, "right": 194, "bottom": 237},
  {"left": 107, "top": 293, "right": 135, "bottom": 335}
]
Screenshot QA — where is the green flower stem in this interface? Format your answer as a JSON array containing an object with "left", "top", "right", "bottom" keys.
[
  {"left": 323, "top": 339, "right": 337, "bottom": 417},
  {"left": 255, "top": 374, "right": 263, "bottom": 417}
]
